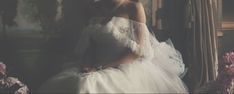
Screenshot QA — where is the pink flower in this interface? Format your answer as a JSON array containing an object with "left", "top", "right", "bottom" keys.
[
  {"left": 224, "top": 52, "right": 234, "bottom": 64},
  {"left": 219, "top": 51, "right": 234, "bottom": 94},
  {"left": 0, "top": 62, "right": 6, "bottom": 75},
  {"left": 230, "top": 52, "right": 234, "bottom": 63},
  {"left": 223, "top": 53, "right": 229, "bottom": 62},
  {"left": 227, "top": 64, "right": 234, "bottom": 75}
]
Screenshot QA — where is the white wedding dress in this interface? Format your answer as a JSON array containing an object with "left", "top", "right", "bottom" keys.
[{"left": 37, "top": 16, "right": 188, "bottom": 93}]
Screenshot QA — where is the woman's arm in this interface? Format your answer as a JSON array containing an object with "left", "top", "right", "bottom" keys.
[
  {"left": 130, "top": 0, "right": 146, "bottom": 23},
  {"left": 129, "top": 1, "right": 146, "bottom": 55},
  {"left": 104, "top": 1, "right": 147, "bottom": 67}
]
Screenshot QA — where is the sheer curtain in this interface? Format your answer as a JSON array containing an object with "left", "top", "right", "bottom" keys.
[{"left": 185, "top": 0, "right": 221, "bottom": 91}]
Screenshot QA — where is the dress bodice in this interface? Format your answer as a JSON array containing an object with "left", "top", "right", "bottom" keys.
[{"left": 74, "top": 16, "right": 154, "bottom": 65}]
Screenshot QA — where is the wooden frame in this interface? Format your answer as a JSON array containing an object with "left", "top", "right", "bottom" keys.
[
  {"left": 151, "top": 0, "right": 163, "bottom": 29},
  {"left": 222, "top": 22, "right": 234, "bottom": 30}
]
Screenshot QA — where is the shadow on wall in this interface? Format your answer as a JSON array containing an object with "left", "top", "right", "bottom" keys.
[{"left": 0, "top": 0, "right": 92, "bottom": 92}]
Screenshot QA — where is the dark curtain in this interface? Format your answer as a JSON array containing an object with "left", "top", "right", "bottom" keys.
[{"left": 185, "top": 0, "right": 221, "bottom": 92}]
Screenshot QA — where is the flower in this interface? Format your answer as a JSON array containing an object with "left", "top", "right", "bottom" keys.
[
  {"left": 230, "top": 52, "right": 234, "bottom": 59},
  {"left": 0, "top": 62, "right": 6, "bottom": 75},
  {"left": 227, "top": 64, "right": 234, "bottom": 75},
  {"left": 217, "top": 51, "right": 234, "bottom": 94}
]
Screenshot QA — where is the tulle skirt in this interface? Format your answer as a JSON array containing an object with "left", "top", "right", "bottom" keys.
[{"left": 37, "top": 39, "right": 188, "bottom": 93}]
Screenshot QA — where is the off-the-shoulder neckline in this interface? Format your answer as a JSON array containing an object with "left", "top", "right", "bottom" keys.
[
  {"left": 112, "top": 16, "right": 145, "bottom": 25},
  {"left": 89, "top": 16, "right": 146, "bottom": 25}
]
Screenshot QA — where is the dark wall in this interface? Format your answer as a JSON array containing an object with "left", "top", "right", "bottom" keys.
[
  {"left": 0, "top": 0, "right": 92, "bottom": 92},
  {"left": 163, "top": 0, "right": 187, "bottom": 64},
  {"left": 223, "top": 0, "right": 234, "bottom": 21},
  {"left": 219, "top": 30, "right": 234, "bottom": 54},
  {"left": 163, "top": 0, "right": 193, "bottom": 91},
  {"left": 222, "top": 0, "right": 234, "bottom": 53}
]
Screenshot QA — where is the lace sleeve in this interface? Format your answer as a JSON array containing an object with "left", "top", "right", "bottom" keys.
[
  {"left": 125, "top": 21, "right": 154, "bottom": 58},
  {"left": 128, "top": 22, "right": 186, "bottom": 76},
  {"left": 119, "top": 19, "right": 186, "bottom": 76}
]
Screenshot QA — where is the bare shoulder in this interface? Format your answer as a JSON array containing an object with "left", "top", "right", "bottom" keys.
[
  {"left": 128, "top": 0, "right": 146, "bottom": 23},
  {"left": 130, "top": 0, "right": 142, "bottom": 8},
  {"left": 130, "top": 0, "right": 140, "bottom": 2}
]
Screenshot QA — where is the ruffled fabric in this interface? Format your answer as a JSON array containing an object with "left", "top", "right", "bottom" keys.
[
  {"left": 38, "top": 60, "right": 187, "bottom": 93},
  {"left": 111, "top": 17, "right": 185, "bottom": 76}
]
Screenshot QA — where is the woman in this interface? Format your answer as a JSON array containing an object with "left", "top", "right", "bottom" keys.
[{"left": 37, "top": 0, "right": 188, "bottom": 93}]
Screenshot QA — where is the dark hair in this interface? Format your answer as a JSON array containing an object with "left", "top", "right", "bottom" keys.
[{"left": 87, "top": 0, "right": 117, "bottom": 17}]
